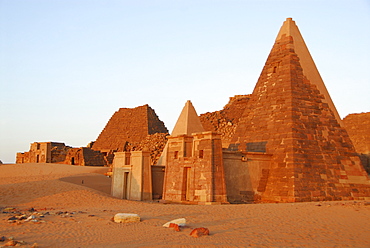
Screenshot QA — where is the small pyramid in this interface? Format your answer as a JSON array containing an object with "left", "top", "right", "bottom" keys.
[
  {"left": 171, "top": 100, "right": 205, "bottom": 136},
  {"left": 230, "top": 18, "right": 370, "bottom": 202},
  {"left": 157, "top": 100, "right": 205, "bottom": 166}
]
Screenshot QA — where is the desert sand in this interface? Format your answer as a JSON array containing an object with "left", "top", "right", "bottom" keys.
[{"left": 1, "top": 163, "right": 369, "bottom": 248}]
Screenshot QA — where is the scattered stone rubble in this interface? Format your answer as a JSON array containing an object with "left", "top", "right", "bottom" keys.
[
  {"left": 190, "top": 227, "right": 210, "bottom": 238},
  {"left": 1, "top": 207, "right": 96, "bottom": 226},
  {"left": 162, "top": 217, "right": 209, "bottom": 237},
  {"left": 343, "top": 112, "right": 370, "bottom": 173},
  {"left": 128, "top": 133, "right": 168, "bottom": 165},
  {"left": 200, "top": 95, "right": 250, "bottom": 148},
  {"left": 0, "top": 236, "right": 38, "bottom": 247}
]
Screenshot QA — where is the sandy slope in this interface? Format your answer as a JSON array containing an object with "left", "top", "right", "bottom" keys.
[{"left": 1, "top": 163, "right": 369, "bottom": 248}]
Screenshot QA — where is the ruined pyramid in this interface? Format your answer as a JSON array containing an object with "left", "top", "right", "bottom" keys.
[
  {"left": 92, "top": 104, "right": 168, "bottom": 153},
  {"left": 230, "top": 18, "right": 370, "bottom": 202}
]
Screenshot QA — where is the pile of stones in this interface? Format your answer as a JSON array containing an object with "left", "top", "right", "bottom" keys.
[
  {"left": 3, "top": 207, "right": 46, "bottom": 225},
  {"left": 0, "top": 236, "right": 38, "bottom": 247},
  {"left": 200, "top": 111, "right": 237, "bottom": 146},
  {"left": 128, "top": 133, "right": 168, "bottom": 164}
]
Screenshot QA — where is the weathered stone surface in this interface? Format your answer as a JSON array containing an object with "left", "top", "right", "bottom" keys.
[
  {"left": 163, "top": 218, "right": 186, "bottom": 227},
  {"left": 64, "top": 147, "right": 106, "bottom": 166},
  {"left": 343, "top": 112, "right": 370, "bottom": 174},
  {"left": 4, "top": 240, "right": 17, "bottom": 246},
  {"left": 130, "top": 132, "right": 168, "bottom": 165},
  {"left": 343, "top": 112, "right": 370, "bottom": 154},
  {"left": 200, "top": 95, "right": 250, "bottom": 148},
  {"left": 190, "top": 227, "right": 210, "bottom": 237},
  {"left": 16, "top": 142, "right": 71, "bottom": 164},
  {"left": 16, "top": 142, "right": 107, "bottom": 167},
  {"left": 113, "top": 213, "right": 140, "bottom": 223}
]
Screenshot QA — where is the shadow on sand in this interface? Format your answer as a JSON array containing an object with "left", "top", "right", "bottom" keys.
[{"left": 59, "top": 174, "right": 112, "bottom": 195}]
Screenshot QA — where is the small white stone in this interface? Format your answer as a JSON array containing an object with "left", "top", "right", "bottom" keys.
[
  {"left": 163, "top": 218, "right": 186, "bottom": 227},
  {"left": 114, "top": 213, "right": 140, "bottom": 223}
]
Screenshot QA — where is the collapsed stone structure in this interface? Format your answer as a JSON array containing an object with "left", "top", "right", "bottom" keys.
[
  {"left": 343, "top": 112, "right": 370, "bottom": 173},
  {"left": 16, "top": 142, "right": 71, "bottom": 164},
  {"left": 63, "top": 147, "right": 106, "bottom": 166},
  {"left": 16, "top": 142, "right": 106, "bottom": 166},
  {"left": 111, "top": 18, "right": 370, "bottom": 204},
  {"left": 200, "top": 95, "right": 250, "bottom": 148},
  {"left": 92, "top": 104, "right": 168, "bottom": 164}
]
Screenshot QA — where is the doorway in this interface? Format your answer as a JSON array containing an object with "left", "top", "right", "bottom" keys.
[
  {"left": 184, "top": 167, "right": 191, "bottom": 201},
  {"left": 123, "top": 172, "right": 129, "bottom": 199}
]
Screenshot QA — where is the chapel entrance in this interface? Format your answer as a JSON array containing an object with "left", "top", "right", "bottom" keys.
[
  {"left": 184, "top": 167, "right": 191, "bottom": 201},
  {"left": 122, "top": 172, "right": 129, "bottom": 199}
]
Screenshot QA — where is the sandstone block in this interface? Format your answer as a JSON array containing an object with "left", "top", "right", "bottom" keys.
[
  {"left": 190, "top": 227, "right": 210, "bottom": 237},
  {"left": 113, "top": 213, "right": 140, "bottom": 223},
  {"left": 163, "top": 218, "right": 186, "bottom": 227},
  {"left": 169, "top": 223, "right": 180, "bottom": 231}
]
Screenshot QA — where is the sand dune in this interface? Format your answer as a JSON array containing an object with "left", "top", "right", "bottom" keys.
[{"left": 1, "top": 163, "right": 369, "bottom": 247}]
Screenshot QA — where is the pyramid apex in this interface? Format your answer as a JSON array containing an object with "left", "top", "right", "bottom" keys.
[
  {"left": 274, "top": 18, "right": 342, "bottom": 125},
  {"left": 275, "top": 17, "right": 298, "bottom": 41},
  {"left": 171, "top": 100, "right": 205, "bottom": 136}
]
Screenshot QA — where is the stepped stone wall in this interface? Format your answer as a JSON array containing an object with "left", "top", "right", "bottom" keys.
[
  {"left": 92, "top": 105, "right": 168, "bottom": 153},
  {"left": 343, "top": 112, "right": 370, "bottom": 154},
  {"left": 64, "top": 147, "right": 106, "bottom": 166},
  {"left": 200, "top": 95, "right": 250, "bottom": 148},
  {"left": 343, "top": 112, "right": 370, "bottom": 174}
]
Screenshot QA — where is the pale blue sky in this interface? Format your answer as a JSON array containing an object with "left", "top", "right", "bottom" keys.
[{"left": 1, "top": 0, "right": 369, "bottom": 163}]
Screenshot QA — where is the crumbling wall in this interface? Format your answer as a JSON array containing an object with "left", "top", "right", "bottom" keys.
[
  {"left": 50, "top": 143, "right": 71, "bottom": 163},
  {"left": 82, "top": 148, "right": 106, "bottom": 166},
  {"left": 343, "top": 112, "right": 370, "bottom": 174},
  {"left": 64, "top": 147, "right": 106, "bottom": 166},
  {"left": 343, "top": 112, "right": 370, "bottom": 154},
  {"left": 129, "top": 133, "right": 168, "bottom": 165},
  {"left": 200, "top": 95, "right": 250, "bottom": 148},
  {"left": 16, "top": 142, "right": 70, "bottom": 164}
]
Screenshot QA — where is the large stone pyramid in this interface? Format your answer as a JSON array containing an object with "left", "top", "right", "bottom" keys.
[
  {"left": 93, "top": 104, "right": 168, "bottom": 152},
  {"left": 230, "top": 18, "right": 370, "bottom": 202}
]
